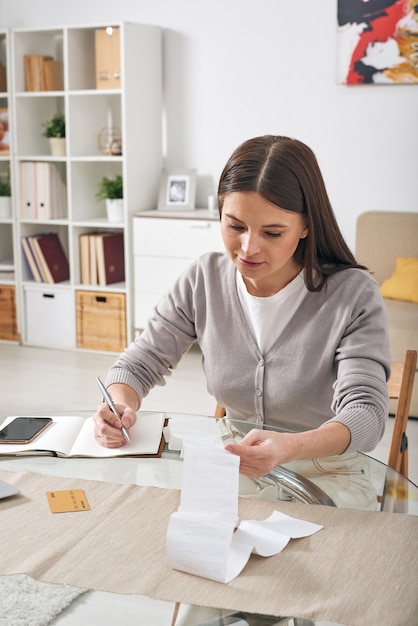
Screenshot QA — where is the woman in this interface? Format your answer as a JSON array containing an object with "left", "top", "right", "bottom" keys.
[{"left": 94, "top": 135, "right": 391, "bottom": 481}]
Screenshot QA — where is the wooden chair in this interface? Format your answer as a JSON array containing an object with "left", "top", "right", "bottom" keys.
[
  {"left": 213, "top": 349, "right": 417, "bottom": 478},
  {"left": 387, "top": 349, "right": 417, "bottom": 477}
]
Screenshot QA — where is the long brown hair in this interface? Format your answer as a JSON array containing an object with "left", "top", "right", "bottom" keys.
[{"left": 218, "top": 135, "right": 366, "bottom": 291}]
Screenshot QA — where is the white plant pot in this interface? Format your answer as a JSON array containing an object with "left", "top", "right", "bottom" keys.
[
  {"left": 49, "top": 137, "right": 66, "bottom": 156},
  {"left": 0, "top": 196, "right": 12, "bottom": 218},
  {"left": 106, "top": 198, "right": 124, "bottom": 223}
]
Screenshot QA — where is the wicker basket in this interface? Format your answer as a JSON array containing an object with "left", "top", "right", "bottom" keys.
[
  {"left": 0, "top": 285, "right": 19, "bottom": 341},
  {"left": 76, "top": 290, "right": 126, "bottom": 352}
]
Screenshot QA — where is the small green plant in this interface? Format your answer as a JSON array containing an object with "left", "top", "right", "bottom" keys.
[
  {"left": 96, "top": 175, "right": 123, "bottom": 201},
  {"left": 0, "top": 172, "right": 11, "bottom": 196},
  {"left": 41, "top": 113, "right": 65, "bottom": 138}
]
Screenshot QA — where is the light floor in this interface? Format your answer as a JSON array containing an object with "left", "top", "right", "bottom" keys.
[{"left": 1, "top": 343, "right": 417, "bottom": 486}]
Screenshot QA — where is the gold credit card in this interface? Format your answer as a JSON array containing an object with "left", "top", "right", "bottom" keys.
[{"left": 46, "top": 489, "right": 90, "bottom": 513}]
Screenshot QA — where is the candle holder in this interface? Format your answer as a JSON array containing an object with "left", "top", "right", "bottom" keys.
[{"left": 98, "top": 126, "right": 122, "bottom": 156}]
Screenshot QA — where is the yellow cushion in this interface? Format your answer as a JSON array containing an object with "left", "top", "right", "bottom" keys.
[{"left": 380, "top": 257, "right": 418, "bottom": 304}]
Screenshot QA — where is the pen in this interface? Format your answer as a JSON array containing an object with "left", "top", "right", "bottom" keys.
[{"left": 96, "top": 376, "right": 131, "bottom": 443}]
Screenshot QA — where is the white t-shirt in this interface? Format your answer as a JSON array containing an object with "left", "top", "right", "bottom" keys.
[{"left": 236, "top": 270, "right": 308, "bottom": 354}]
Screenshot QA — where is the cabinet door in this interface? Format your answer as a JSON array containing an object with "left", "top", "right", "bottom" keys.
[
  {"left": 134, "top": 256, "right": 193, "bottom": 329},
  {"left": 133, "top": 216, "right": 224, "bottom": 330}
]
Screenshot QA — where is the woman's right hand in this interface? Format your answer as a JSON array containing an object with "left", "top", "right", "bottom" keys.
[{"left": 93, "top": 402, "right": 137, "bottom": 448}]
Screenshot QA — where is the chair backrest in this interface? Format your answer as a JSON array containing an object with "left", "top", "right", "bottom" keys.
[
  {"left": 356, "top": 211, "right": 418, "bottom": 285},
  {"left": 214, "top": 350, "right": 417, "bottom": 479},
  {"left": 387, "top": 349, "right": 417, "bottom": 476}
]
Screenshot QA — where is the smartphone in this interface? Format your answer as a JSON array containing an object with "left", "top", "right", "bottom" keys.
[{"left": 0, "top": 417, "right": 53, "bottom": 444}]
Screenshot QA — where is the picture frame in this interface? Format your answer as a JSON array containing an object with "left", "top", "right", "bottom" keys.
[{"left": 158, "top": 168, "right": 197, "bottom": 211}]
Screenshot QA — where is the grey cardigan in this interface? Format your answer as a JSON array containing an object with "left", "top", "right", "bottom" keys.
[{"left": 107, "top": 252, "right": 391, "bottom": 453}]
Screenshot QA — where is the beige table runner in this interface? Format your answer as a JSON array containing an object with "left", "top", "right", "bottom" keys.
[{"left": 1, "top": 469, "right": 417, "bottom": 626}]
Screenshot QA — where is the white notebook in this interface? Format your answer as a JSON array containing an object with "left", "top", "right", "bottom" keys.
[{"left": 0, "top": 412, "right": 165, "bottom": 458}]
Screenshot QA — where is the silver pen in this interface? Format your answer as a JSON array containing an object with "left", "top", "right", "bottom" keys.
[{"left": 96, "top": 376, "right": 131, "bottom": 443}]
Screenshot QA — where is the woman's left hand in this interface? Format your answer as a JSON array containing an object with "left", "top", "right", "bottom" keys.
[
  {"left": 224, "top": 429, "right": 283, "bottom": 478},
  {"left": 224, "top": 421, "right": 351, "bottom": 478}
]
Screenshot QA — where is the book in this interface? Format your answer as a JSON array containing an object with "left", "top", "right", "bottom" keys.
[
  {"left": 79, "top": 232, "right": 91, "bottom": 284},
  {"left": 0, "top": 61, "right": 6, "bottom": 92},
  {"left": 21, "top": 236, "right": 43, "bottom": 282},
  {"left": 24, "top": 55, "right": 33, "bottom": 91},
  {"left": 31, "top": 55, "right": 51, "bottom": 91},
  {"left": 30, "top": 232, "right": 70, "bottom": 283},
  {"left": 44, "top": 59, "right": 63, "bottom": 91},
  {"left": 89, "top": 232, "right": 99, "bottom": 284},
  {"left": 95, "top": 231, "right": 125, "bottom": 285},
  {"left": 23, "top": 55, "right": 63, "bottom": 92},
  {"left": 0, "top": 412, "right": 165, "bottom": 458},
  {"left": 27, "top": 234, "right": 51, "bottom": 282},
  {"left": 24, "top": 54, "right": 53, "bottom": 91}
]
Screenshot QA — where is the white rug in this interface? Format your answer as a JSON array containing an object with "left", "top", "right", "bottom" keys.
[{"left": 0, "top": 574, "right": 86, "bottom": 626}]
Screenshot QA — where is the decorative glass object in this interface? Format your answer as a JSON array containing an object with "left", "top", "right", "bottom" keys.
[{"left": 98, "top": 127, "right": 122, "bottom": 156}]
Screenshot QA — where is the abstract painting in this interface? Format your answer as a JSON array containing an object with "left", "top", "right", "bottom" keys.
[{"left": 337, "top": 0, "right": 418, "bottom": 84}]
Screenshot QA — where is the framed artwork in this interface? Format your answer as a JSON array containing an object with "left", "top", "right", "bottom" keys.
[
  {"left": 158, "top": 168, "right": 197, "bottom": 211},
  {"left": 337, "top": 0, "right": 418, "bottom": 84}
]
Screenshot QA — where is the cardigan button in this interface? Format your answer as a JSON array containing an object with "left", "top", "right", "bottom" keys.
[{"left": 256, "top": 389, "right": 262, "bottom": 396}]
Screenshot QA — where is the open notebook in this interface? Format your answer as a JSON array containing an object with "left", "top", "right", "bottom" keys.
[{"left": 0, "top": 412, "right": 165, "bottom": 458}]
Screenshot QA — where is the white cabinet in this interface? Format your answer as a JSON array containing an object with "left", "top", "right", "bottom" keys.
[
  {"left": 6, "top": 22, "right": 162, "bottom": 350},
  {"left": 133, "top": 211, "right": 224, "bottom": 330}
]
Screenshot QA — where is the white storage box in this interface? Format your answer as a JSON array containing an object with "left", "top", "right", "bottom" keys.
[{"left": 24, "top": 286, "right": 75, "bottom": 348}]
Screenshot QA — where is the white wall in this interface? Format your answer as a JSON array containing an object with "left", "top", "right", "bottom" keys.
[{"left": 1, "top": 0, "right": 417, "bottom": 250}]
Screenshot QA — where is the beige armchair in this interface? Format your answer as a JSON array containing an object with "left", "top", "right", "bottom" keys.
[{"left": 356, "top": 211, "right": 418, "bottom": 417}]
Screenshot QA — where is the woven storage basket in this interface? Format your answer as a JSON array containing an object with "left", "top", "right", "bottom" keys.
[
  {"left": 0, "top": 285, "right": 19, "bottom": 341},
  {"left": 76, "top": 290, "right": 126, "bottom": 352}
]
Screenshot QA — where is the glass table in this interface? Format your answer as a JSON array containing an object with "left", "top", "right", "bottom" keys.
[{"left": 1, "top": 411, "right": 417, "bottom": 626}]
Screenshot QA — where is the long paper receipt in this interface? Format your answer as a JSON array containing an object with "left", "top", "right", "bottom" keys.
[{"left": 165, "top": 418, "right": 322, "bottom": 583}]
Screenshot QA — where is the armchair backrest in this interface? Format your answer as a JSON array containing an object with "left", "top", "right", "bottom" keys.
[{"left": 356, "top": 211, "right": 418, "bottom": 285}]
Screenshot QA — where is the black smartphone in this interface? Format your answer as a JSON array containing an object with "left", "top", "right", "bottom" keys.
[{"left": 0, "top": 417, "right": 53, "bottom": 444}]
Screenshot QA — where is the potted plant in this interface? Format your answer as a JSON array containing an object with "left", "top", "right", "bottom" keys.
[
  {"left": 0, "top": 169, "right": 11, "bottom": 218},
  {"left": 41, "top": 113, "right": 66, "bottom": 156},
  {"left": 96, "top": 175, "right": 124, "bottom": 222}
]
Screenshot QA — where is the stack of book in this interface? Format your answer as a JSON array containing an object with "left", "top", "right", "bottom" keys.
[
  {"left": 24, "top": 55, "right": 63, "bottom": 91},
  {"left": 79, "top": 231, "right": 125, "bottom": 286},
  {"left": 20, "top": 162, "right": 67, "bottom": 220},
  {"left": 21, "top": 232, "right": 70, "bottom": 284}
]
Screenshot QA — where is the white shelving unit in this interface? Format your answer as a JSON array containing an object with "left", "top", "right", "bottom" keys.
[
  {"left": 0, "top": 29, "right": 19, "bottom": 343},
  {"left": 0, "top": 29, "right": 14, "bottom": 283},
  {"left": 7, "top": 22, "right": 162, "bottom": 350}
]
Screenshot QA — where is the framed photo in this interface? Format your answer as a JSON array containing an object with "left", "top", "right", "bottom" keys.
[{"left": 158, "top": 168, "right": 197, "bottom": 211}]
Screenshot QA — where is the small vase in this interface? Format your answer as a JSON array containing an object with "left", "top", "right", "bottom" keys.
[
  {"left": 106, "top": 198, "right": 124, "bottom": 223},
  {"left": 49, "top": 137, "right": 66, "bottom": 156},
  {"left": 0, "top": 196, "right": 11, "bottom": 218}
]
